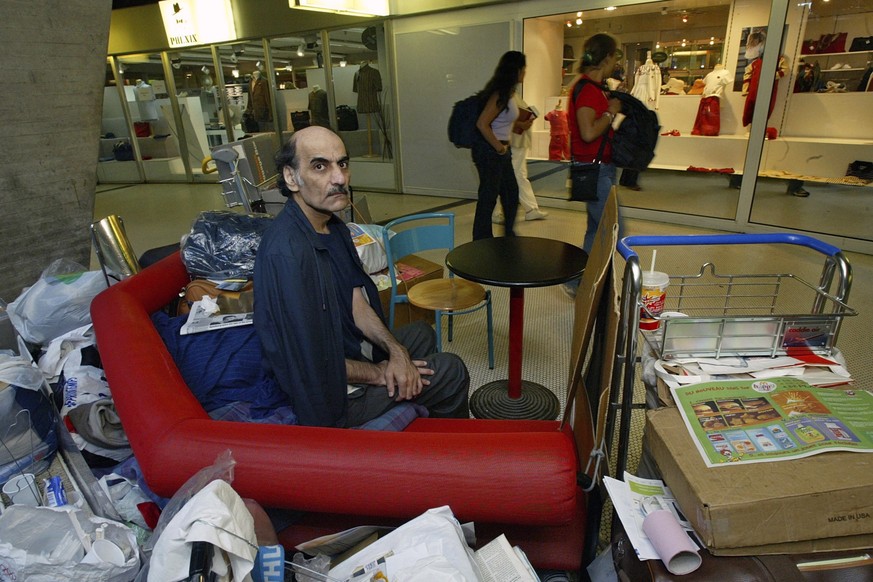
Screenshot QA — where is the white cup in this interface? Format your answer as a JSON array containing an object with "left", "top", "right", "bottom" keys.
[
  {"left": 80, "top": 539, "right": 126, "bottom": 567},
  {"left": 2, "top": 473, "right": 41, "bottom": 507}
]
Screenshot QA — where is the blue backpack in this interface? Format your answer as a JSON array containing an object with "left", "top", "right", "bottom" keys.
[{"left": 447, "top": 95, "right": 483, "bottom": 149}]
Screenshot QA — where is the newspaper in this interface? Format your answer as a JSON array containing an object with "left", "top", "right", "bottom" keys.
[
  {"left": 179, "top": 297, "right": 253, "bottom": 335},
  {"left": 671, "top": 377, "right": 873, "bottom": 467},
  {"left": 603, "top": 473, "right": 701, "bottom": 561},
  {"left": 473, "top": 534, "right": 538, "bottom": 582}
]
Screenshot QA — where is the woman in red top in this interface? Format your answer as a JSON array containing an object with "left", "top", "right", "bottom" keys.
[{"left": 564, "top": 34, "right": 623, "bottom": 298}]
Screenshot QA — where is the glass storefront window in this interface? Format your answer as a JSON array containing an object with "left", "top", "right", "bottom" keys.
[
  {"left": 749, "top": 0, "right": 873, "bottom": 243},
  {"left": 98, "top": 58, "right": 141, "bottom": 183},
  {"left": 327, "top": 24, "right": 397, "bottom": 190},
  {"left": 112, "top": 52, "right": 188, "bottom": 182}
]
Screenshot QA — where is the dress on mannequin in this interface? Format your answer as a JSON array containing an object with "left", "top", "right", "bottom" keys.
[
  {"left": 544, "top": 102, "right": 570, "bottom": 161},
  {"left": 692, "top": 65, "right": 732, "bottom": 136},
  {"left": 308, "top": 84, "right": 330, "bottom": 128},
  {"left": 246, "top": 70, "right": 273, "bottom": 124},
  {"left": 353, "top": 62, "right": 382, "bottom": 113},
  {"left": 135, "top": 78, "right": 158, "bottom": 121}
]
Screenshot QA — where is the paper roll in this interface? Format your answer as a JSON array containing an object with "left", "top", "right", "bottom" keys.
[{"left": 642, "top": 509, "right": 702, "bottom": 575}]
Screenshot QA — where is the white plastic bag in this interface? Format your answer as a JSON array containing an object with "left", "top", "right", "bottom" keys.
[
  {"left": 7, "top": 259, "right": 107, "bottom": 345},
  {"left": 348, "top": 223, "right": 390, "bottom": 274},
  {"left": 0, "top": 505, "right": 140, "bottom": 582}
]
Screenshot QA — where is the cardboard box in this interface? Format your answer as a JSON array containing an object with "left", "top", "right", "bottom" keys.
[
  {"left": 646, "top": 406, "right": 873, "bottom": 553},
  {"left": 378, "top": 254, "right": 444, "bottom": 328}
]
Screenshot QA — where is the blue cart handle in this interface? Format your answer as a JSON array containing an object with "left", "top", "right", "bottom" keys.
[{"left": 617, "top": 233, "right": 842, "bottom": 260}]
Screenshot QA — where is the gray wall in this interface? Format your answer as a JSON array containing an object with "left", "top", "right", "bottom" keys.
[{"left": 0, "top": 0, "right": 112, "bottom": 303}]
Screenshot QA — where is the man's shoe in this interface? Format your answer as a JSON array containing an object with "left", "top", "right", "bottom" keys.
[
  {"left": 623, "top": 184, "right": 642, "bottom": 191},
  {"left": 792, "top": 188, "right": 810, "bottom": 197},
  {"left": 492, "top": 214, "right": 504, "bottom": 225},
  {"left": 525, "top": 209, "right": 548, "bottom": 221}
]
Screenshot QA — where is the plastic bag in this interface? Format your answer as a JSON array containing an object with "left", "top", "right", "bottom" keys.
[
  {"left": 7, "top": 259, "right": 106, "bottom": 345},
  {"left": 0, "top": 505, "right": 140, "bottom": 582},
  {"left": 134, "top": 450, "right": 236, "bottom": 582},
  {"left": 181, "top": 211, "right": 272, "bottom": 280},
  {"left": 348, "top": 223, "right": 390, "bottom": 274},
  {"left": 0, "top": 353, "right": 59, "bottom": 481}
]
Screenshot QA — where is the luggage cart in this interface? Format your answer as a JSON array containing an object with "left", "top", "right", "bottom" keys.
[
  {"left": 209, "top": 134, "right": 280, "bottom": 214},
  {"left": 606, "top": 233, "right": 856, "bottom": 478}
]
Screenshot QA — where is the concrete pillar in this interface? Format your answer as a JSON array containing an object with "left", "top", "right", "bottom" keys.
[{"left": 0, "top": 0, "right": 112, "bottom": 303}]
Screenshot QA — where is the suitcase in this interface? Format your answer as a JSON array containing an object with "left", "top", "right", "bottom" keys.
[
  {"left": 611, "top": 525, "right": 873, "bottom": 582},
  {"left": 336, "top": 105, "right": 359, "bottom": 131}
]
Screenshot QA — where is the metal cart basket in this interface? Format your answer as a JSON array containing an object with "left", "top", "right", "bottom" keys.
[{"left": 607, "top": 233, "right": 856, "bottom": 476}]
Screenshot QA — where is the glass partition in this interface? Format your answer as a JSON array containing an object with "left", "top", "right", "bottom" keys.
[
  {"left": 98, "top": 58, "right": 141, "bottom": 183},
  {"left": 113, "top": 52, "right": 188, "bottom": 182},
  {"left": 523, "top": 2, "right": 753, "bottom": 221},
  {"left": 327, "top": 23, "right": 397, "bottom": 190},
  {"left": 749, "top": 0, "right": 873, "bottom": 243}
]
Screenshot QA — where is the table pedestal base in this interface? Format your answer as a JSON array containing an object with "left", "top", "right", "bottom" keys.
[{"left": 470, "top": 380, "right": 560, "bottom": 420}]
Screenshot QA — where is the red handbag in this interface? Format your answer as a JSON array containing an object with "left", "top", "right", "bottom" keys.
[{"left": 817, "top": 32, "right": 848, "bottom": 53}]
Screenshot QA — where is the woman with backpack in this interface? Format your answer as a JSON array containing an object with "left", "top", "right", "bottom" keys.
[
  {"left": 471, "top": 51, "right": 533, "bottom": 240},
  {"left": 563, "top": 34, "right": 623, "bottom": 299}
]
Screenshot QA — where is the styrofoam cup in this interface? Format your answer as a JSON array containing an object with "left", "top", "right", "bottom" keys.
[
  {"left": 2, "top": 473, "right": 41, "bottom": 507},
  {"left": 640, "top": 271, "right": 670, "bottom": 330},
  {"left": 80, "top": 539, "right": 126, "bottom": 567}
]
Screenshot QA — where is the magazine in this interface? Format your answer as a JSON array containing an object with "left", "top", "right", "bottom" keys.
[
  {"left": 671, "top": 377, "right": 873, "bottom": 467},
  {"left": 179, "top": 298, "right": 253, "bottom": 335}
]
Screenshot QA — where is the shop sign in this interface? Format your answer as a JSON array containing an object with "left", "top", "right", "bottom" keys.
[
  {"left": 159, "top": 0, "right": 237, "bottom": 49},
  {"left": 652, "top": 51, "right": 669, "bottom": 63},
  {"left": 290, "top": 0, "right": 389, "bottom": 16}
]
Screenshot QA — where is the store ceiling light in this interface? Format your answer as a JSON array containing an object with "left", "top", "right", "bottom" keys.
[
  {"left": 297, "top": 44, "right": 305, "bottom": 56},
  {"left": 340, "top": 58, "right": 347, "bottom": 67},
  {"left": 576, "top": 17, "right": 583, "bottom": 25},
  {"left": 605, "top": 6, "right": 616, "bottom": 10},
  {"left": 576, "top": 11, "right": 582, "bottom": 17},
  {"left": 232, "top": 68, "right": 239, "bottom": 78},
  {"left": 566, "top": 20, "right": 572, "bottom": 27}
]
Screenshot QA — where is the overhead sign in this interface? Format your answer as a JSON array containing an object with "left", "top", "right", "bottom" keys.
[
  {"left": 159, "top": 0, "right": 237, "bottom": 49},
  {"left": 291, "top": 0, "right": 389, "bottom": 17}
]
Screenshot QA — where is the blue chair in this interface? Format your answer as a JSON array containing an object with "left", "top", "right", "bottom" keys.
[{"left": 383, "top": 213, "right": 494, "bottom": 369}]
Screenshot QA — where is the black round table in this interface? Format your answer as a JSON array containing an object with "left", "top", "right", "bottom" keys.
[{"left": 446, "top": 236, "right": 588, "bottom": 420}]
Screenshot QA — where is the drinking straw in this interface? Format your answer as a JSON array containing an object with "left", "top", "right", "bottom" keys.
[{"left": 650, "top": 249, "right": 657, "bottom": 274}]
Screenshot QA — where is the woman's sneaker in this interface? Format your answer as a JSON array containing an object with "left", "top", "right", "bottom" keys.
[{"left": 525, "top": 209, "right": 548, "bottom": 221}]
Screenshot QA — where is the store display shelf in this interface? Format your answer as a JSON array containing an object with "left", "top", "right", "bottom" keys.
[{"left": 800, "top": 50, "right": 873, "bottom": 58}]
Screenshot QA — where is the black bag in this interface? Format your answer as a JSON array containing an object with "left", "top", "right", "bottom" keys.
[
  {"left": 448, "top": 94, "right": 483, "bottom": 149},
  {"left": 850, "top": 36, "right": 873, "bottom": 52},
  {"left": 290, "top": 111, "right": 310, "bottom": 131},
  {"left": 241, "top": 111, "right": 260, "bottom": 133},
  {"left": 569, "top": 162, "right": 601, "bottom": 201},
  {"left": 846, "top": 160, "right": 873, "bottom": 181},
  {"left": 572, "top": 79, "right": 661, "bottom": 172},
  {"left": 336, "top": 105, "right": 359, "bottom": 131},
  {"left": 112, "top": 140, "right": 134, "bottom": 161}
]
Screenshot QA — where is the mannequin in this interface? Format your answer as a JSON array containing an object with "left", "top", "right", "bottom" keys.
[
  {"left": 245, "top": 70, "right": 272, "bottom": 128},
  {"left": 741, "top": 30, "right": 788, "bottom": 128},
  {"left": 353, "top": 61, "right": 383, "bottom": 156},
  {"left": 134, "top": 78, "right": 158, "bottom": 120},
  {"left": 308, "top": 84, "right": 330, "bottom": 128},
  {"left": 544, "top": 99, "right": 570, "bottom": 161},
  {"left": 692, "top": 64, "right": 732, "bottom": 136},
  {"left": 201, "top": 67, "right": 214, "bottom": 93}
]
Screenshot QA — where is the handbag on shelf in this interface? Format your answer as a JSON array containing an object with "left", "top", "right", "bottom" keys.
[
  {"left": 846, "top": 160, "right": 873, "bottom": 181},
  {"left": 817, "top": 32, "right": 848, "bottom": 54},
  {"left": 568, "top": 101, "right": 609, "bottom": 202},
  {"left": 849, "top": 36, "right": 873, "bottom": 52}
]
